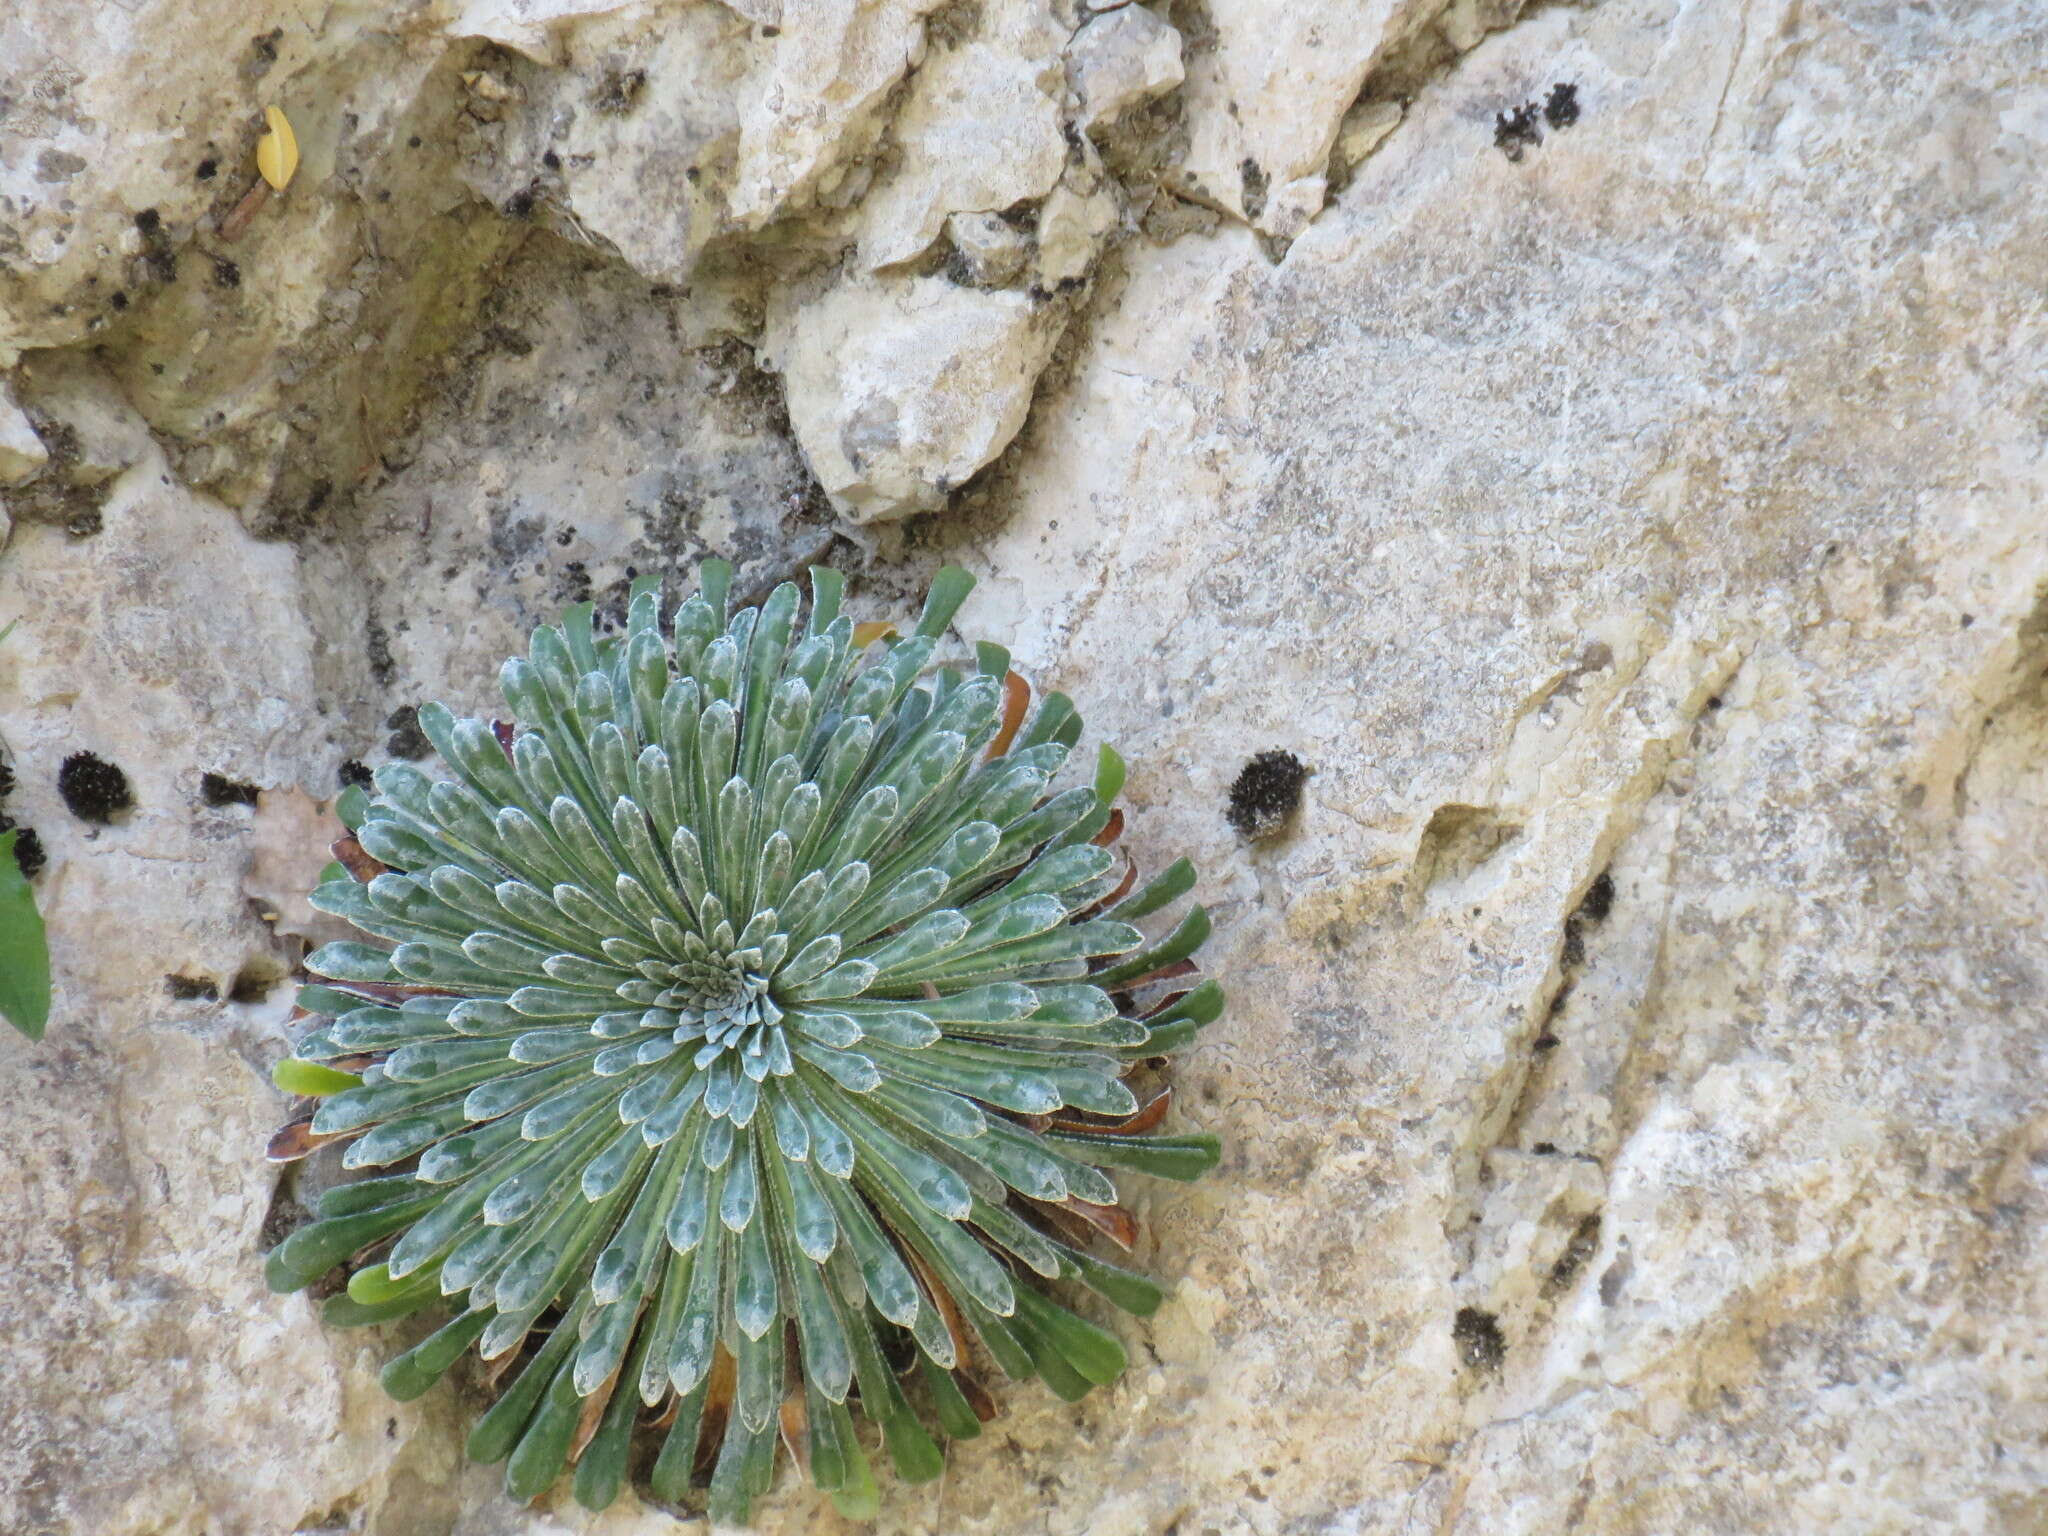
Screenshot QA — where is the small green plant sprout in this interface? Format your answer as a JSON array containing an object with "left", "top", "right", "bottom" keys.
[
  {"left": 262, "top": 564, "right": 1224, "bottom": 1521},
  {"left": 0, "top": 620, "right": 51, "bottom": 1042},
  {"left": 0, "top": 828, "right": 49, "bottom": 1041}
]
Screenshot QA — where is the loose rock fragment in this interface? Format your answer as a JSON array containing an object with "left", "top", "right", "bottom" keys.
[
  {"left": 945, "top": 211, "right": 1031, "bottom": 288},
  {"left": 1067, "top": 4, "right": 1185, "bottom": 131}
]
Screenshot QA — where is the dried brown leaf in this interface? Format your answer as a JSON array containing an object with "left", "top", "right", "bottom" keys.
[
  {"left": 695, "top": 1345, "right": 737, "bottom": 1477},
  {"left": 265, "top": 1117, "right": 358, "bottom": 1163},
  {"left": 1115, "top": 958, "right": 1200, "bottom": 992},
  {"left": 985, "top": 671, "right": 1031, "bottom": 760},
  {"left": 1079, "top": 853, "right": 1139, "bottom": 919},
  {"left": 479, "top": 1341, "right": 526, "bottom": 1393},
  {"left": 899, "top": 1242, "right": 972, "bottom": 1367},
  {"left": 329, "top": 832, "right": 387, "bottom": 883},
  {"left": 1051, "top": 1086, "right": 1173, "bottom": 1138},
  {"left": 954, "top": 1369, "right": 998, "bottom": 1423},
  {"left": 778, "top": 1390, "right": 810, "bottom": 1479},
  {"left": 568, "top": 1368, "right": 621, "bottom": 1463},
  {"left": 1026, "top": 1195, "right": 1138, "bottom": 1251}
]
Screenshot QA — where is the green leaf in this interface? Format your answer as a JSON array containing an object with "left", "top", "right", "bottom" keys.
[
  {"left": 1041, "top": 1129, "right": 1222, "bottom": 1182},
  {"left": 1012, "top": 1284, "right": 1127, "bottom": 1385},
  {"left": 336, "top": 783, "right": 373, "bottom": 830},
  {"left": 918, "top": 1355, "right": 983, "bottom": 1440},
  {"left": 915, "top": 565, "right": 977, "bottom": 638},
  {"left": 271, "top": 1058, "right": 363, "bottom": 1097},
  {"left": 0, "top": 830, "right": 50, "bottom": 1040}
]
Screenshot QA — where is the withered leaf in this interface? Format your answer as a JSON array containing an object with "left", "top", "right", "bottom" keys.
[{"left": 985, "top": 671, "right": 1031, "bottom": 760}]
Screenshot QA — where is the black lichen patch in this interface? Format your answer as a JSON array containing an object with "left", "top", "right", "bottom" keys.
[
  {"left": 1557, "top": 867, "right": 1614, "bottom": 971},
  {"left": 593, "top": 67, "right": 647, "bottom": 114},
  {"left": 1544, "top": 1213, "right": 1602, "bottom": 1296},
  {"left": 212, "top": 257, "right": 242, "bottom": 290},
  {"left": 365, "top": 616, "right": 396, "bottom": 686},
  {"left": 1493, "top": 102, "right": 1543, "bottom": 162},
  {"left": 1238, "top": 157, "right": 1269, "bottom": 221},
  {"left": 10, "top": 828, "right": 46, "bottom": 879},
  {"left": 0, "top": 785, "right": 47, "bottom": 876},
  {"left": 338, "top": 759, "right": 375, "bottom": 791},
  {"left": 1227, "top": 750, "right": 1310, "bottom": 839},
  {"left": 1543, "top": 82, "right": 1580, "bottom": 130},
  {"left": 132, "top": 208, "right": 180, "bottom": 285},
  {"left": 165, "top": 973, "right": 220, "bottom": 1002},
  {"left": 230, "top": 963, "right": 280, "bottom": 1004},
  {"left": 196, "top": 156, "right": 218, "bottom": 181},
  {"left": 384, "top": 705, "right": 431, "bottom": 761},
  {"left": 1496, "top": 83, "right": 1580, "bottom": 161},
  {"left": 244, "top": 27, "right": 282, "bottom": 79},
  {"left": 556, "top": 559, "right": 595, "bottom": 607},
  {"left": 1452, "top": 1306, "right": 1506, "bottom": 1371},
  {"left": 200, "top": 772, "right": 261, "bottom": 808},
  {"left": 58, "top": 751, "right": 134, "bottom": 823},
  {"left": 1577, "top": 869, "right": 1614, "bottom": 924}
]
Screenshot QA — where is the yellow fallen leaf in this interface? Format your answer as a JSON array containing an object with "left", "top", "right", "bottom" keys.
[{"left": 256, "top": 104, "right": 299, "bottom": 192}]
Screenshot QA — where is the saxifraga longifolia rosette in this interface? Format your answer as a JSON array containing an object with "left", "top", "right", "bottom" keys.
[{"left": 263, "top": 562, "right": 1223, "bottom": 1521}]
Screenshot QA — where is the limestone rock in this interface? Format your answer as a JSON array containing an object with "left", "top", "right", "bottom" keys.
[
  {"left": 0, "top": 382, "right": 47, "bottom": 487},
  {"left": 763, "top": 272, "right": 1061, "bottom": 522},
  {"left": 854, "top": 1, "right": 1070, "bottom": 270},
  {"left": 1066, "top": 3, "right": 1185, "bottom": 131},
  {"left": 461, "top": 3, "right": 754, "bottom": 285},
  {"left": 945, "top": 210, "right": 1032, "bottom": 288},
  {"left": 727, "top": 0, "right": 950, "bottom": 231},
  {"left": 1034, "top": 142, "right": 1120, "bottom": 288},
  {"left": 1170, "top": 0, "right": 1451, "bottom": 237},
  {"left": 1333, "top": 97, "right": 1403, "bottom": 173}
]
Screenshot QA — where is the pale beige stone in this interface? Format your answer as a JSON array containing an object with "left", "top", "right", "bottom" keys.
[
  {"left": 763, "top": 271, "right": 1061, "bottom": 522},
  {"left": 0, "top": 382, "right": 46, "bottom": 487},
  {"left": 1066, "top": 3, "right": 1184, "bottom": 131},
  {"left": 854, "top": 1, "right": 1069, "bottom": 270}
]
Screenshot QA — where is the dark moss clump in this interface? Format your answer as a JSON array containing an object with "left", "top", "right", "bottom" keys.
[
  {"left": 1577, "top": 869, "right": 1614, "bottom": 923},
  {"left": 58, "top": 751, "right": 134, "bottom": 823},
  {"left": 166, "top": 973, "right": 221, "bottom": 1002},
  {"left": 337, "top": 759, "right": 375, "bottom": 791},
  {"left": 1544, "top": 82, "right": 1580, "bottom": 130},
  {"left": 384, "top": 705, "right": 431, "bottom": 761},
  {"left": 1226, "top": 750, "right": 1310, "bottom": 839},
  {"left": 1452, "top": 1306, "right": 1506, "bottom": 1371},
  {"left": 1493, "top": 102, "right": 1542, "bottom": 161},
  {"left": 200, "top": 772, "right": 261, "bottom": 808},
  {"left": 592, "top": 67, "right": 647, "bottom": 114}
]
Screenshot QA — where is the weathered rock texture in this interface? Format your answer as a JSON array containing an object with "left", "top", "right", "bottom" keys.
[{"left": 4, "top": 1, "right": 2047, "bottom": 1533}]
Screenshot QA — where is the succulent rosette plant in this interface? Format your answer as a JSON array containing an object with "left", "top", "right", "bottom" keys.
[{"left": 263, "top": 562, "right": 1223, "bottom": 1521}]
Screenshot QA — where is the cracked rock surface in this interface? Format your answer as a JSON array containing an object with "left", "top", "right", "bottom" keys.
[{"left": 4, "top": 0, "right": 2048, "bottom": 1533}]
